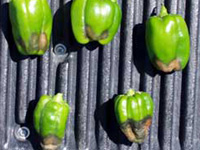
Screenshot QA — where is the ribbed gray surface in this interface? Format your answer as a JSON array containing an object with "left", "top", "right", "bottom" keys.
[{"left": 0, "top": 0, "right": 200, "bottom": 150}]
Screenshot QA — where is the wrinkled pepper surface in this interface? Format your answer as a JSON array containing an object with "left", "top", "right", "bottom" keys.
[
  {"left": 114, "top": 89, "right": 154, "bottom": 143},
  {"left": 71, "top": 0, "right": 122, "bottom": 45},
  {"left": 9, "top": 0, "right": 53, "bottom": 55},
  {"left": 34, "top": 93, "right": 70, "bottom": 150},
  {"left": 145, "top": 5, "right": 190, "bottom": 72}
]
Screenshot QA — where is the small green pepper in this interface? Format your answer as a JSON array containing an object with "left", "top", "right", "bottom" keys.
[
  {"left": 34, "top": 93, "right": 70, "bottom": 150},
  {"left": 9, "top": 0, "right": 53, "bottom": 55},
  {"left": 114, "top": 89, "right": 154, "bottom": 143},
  {"left": 71, "top": 0, "right": 122, "bottom": 45},
  {"left": 145, "top": 5, "right": 190, "bottom": 72}
]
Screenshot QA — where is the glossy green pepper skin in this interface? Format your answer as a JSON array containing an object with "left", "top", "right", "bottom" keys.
[
  {"left": 145, "top": 5, "right": 190, "bottom": 72},
  {"left": 34, "top": 93, "right": 70, "bottom": 150},
  {"left": 9, "top": 0, "right": 52, "bottom": 55},
  {"left": 114, "top": 89, "right": 154, "bottom": 143},
  {"left": 71, "top": 0, "right": 122, "bottom": 45}
]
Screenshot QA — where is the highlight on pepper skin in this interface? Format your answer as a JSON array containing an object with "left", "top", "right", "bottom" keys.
[
  {"left": 145, "top": 5, "right": 190, "bottom": 72},
  {"left": 114, "top": 89, "right": 154, "bottom": 143},
  {"left": 33, "top": 93, "right": 70, "bottom": 150},
  {"left": 9, "top": 0, "right": 53, "bottom": 55},
  {"left": 71, "top": 0, "right": 122, "bottom": 45}
]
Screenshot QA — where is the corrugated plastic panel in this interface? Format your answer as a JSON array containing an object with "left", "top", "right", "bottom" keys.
[{"left": 0, "top": 0, "right": 200, "bottom": 150}]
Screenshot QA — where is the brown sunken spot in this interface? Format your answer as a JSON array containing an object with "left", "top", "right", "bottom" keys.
[
  {"left": 41, "top": 135, "right": 61, "bottom": 150},
  {"left": 144, "top": 118, "right": 152, "bottom": 137},
  {"left": 29, "top": 33, "right": 39, "bottom": 50},
  {"left": 85, "top": 25, "right": 108, "bottom": 41},
  {"left": 39, "top": 33, "right": 48, "bottom": 50},
  {"left": 29, "top": 33, "right": 48, "bottom": 53},
  {"left": 120, "top": 117, "right": 152, "bottom": 143},
  {"left": 155, "top": 59, "right": 181, "bottom": 72},
  {"left": 121, "top": 123, "right": 137, "bottom": 142}
]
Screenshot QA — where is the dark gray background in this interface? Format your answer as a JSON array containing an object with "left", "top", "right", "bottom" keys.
[{"left": 0, "top": 0, "right": 200, "bottom": 150}]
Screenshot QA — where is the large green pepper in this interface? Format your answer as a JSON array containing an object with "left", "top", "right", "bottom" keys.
[
  {"left": 71, "top": 0, "right": 122, "bottom": 45},
  {"left": 114, "top": 89, "right": 154, "bottom": 143},
  {"left": 9, "top": 0, "right": 52, "bottom": 55},
  {"left": 145, "top": 5, "right": 190, "bottom": 72},
  {"left": 34, "top": 93, "right": 70, "bottom": 150}
]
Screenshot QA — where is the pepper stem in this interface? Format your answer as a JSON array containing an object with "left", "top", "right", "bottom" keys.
[
  {"left": 126, "top": 89, "right": 135, "bottom": 96},
  {"left": 52, "top": 93, "right": 64, "bottom": 103},
  {"left": 159, "top": 5, "right": 168, "bottom": 17}
]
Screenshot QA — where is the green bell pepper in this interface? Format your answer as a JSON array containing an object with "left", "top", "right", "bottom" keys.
[
  {"left": 9, "top": 0, "right": 52, "bottom": 55},
  {"left": 145, "top": 5, "right": 190, "bottom": 72},
  {"left": 71, "top": 0, "right": 122, "bottom": 45},
  {"left": 34, "top": 93, "right": 70, "bottom": 150},
  {"left": 114, "top": 89, "right": 154, "bottom": 143}
]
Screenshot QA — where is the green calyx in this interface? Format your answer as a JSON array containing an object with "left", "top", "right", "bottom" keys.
[
  {"left": 9, "top": 0, "right": 53, "bottom": 55},
  {"left": 52, "top": 93, "right": 64, "bottom": 103},
  {"left": 126, "top": 89, "right": 135, "bottom": 96},
  {"left": 33, "top": 93, "right": 70, "bottom": 149},
  {"left": 71, "top": 0, "right": 122, "bottom": 45},
  {"left": 145, "top": 5, "right": 190, "bottom": 72},
  {"left": 159, "top": 5, "right": 168, "bottom": 17},
  {"left": 114, "top": 90, "right": 154, "bottom": 143}
]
